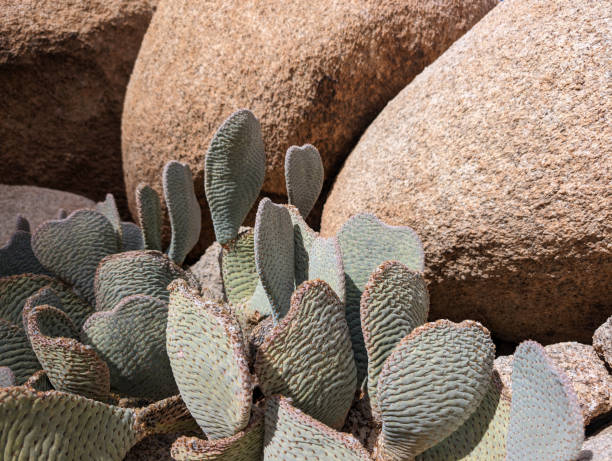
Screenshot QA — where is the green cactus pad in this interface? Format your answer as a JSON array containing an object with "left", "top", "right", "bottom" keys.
[
  {"left": 136, "top": 183, "right": 163, "bottom": 252},
  {"left": 286, "top": 204, "right": 318, "bottom": 286},
  {"left": 416, "top": 377, "right": 510, "bottom": 461},
  {"left": 0, "top": 366, "right": 15, "bottom": 387},
  {"left": 255, "top": 280, "right": 356, "bottom": 429},
  {"left": 167, "top": 280, "right": 252, "bottom": 439},
  {"left": 133, "top": 394, "right": 199, "bottom": 436},
  {"left": 307, "top": 237, "right": 345, "bottom": 303},
  {"left": 221, "top": 228, "right": 259, "bottom": 305},
  {"left": 246, "top": 280, "right": 274, "bottom": 319},
  {"left": 337, "top": 213, "right": 424, "bottom": 383},
  {"left": 0, "top": 274, "right": 93, "bottom": 329},
  {"left": 0, "top": 318, "right": 40, "bottom": 385},
  {"left": 23, "top": 369, "right": 54, "bottom": 391},
  {"left": 24, "top": 303, "right": 110, "bottom": 401},
  {"left": 284, "top": 144, "right": 324, "bottom": 219},
  {"left": 506, "top": 341, "right": 583, "bottom": 461},
  {"left": 96, "top": 193, "right": 123, "bottom": 241},
  {"left": 361, "top": 261, "right": 429, "bottom": 414},
  {"left": 163, "top": 161, "right": 202, "bottom": 265},
  {"left": 205, "top": 109, "right": 265, "bottom": 245},
  {"left": 15, "top": 215, "right": 30, "bottom": 233},
  {"left": 82, "top": 294, "right": 177, "bottom": 400},
  {"left": 31, "top": 209, "right": 121, "bottom": 305},
  {"left": 264, "top": 396, "right": 371, "bottom": 461},
  {"left": 171, "top": 409, "right": 264, "bottom": 461},
  {"left": 377, "top": 320, "right": 495, "bottom": 460},
  {"left": 254, "top": 199, "right": 295, "bottom": 319},
  {"left": 121, "top": 222, "right": 145, "bottom": 251},
  {"left": 0, "top": 386, "right": 142, "bottom": 460},
  {"left": 0, "top": 230, "right": 49, "bottom": 277},
  {"left": 94, "top": 250, "right": 197, "bottom": 311}
]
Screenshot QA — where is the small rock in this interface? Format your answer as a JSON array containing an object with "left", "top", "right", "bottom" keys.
[
  {"left": 189, "top": 241, "right": 225, "bottom": 302},
  {"left": 576, "top": 424, "right": 612, "bottom": 461},
  {"left": 593, "top": 317, "right": 612, "bottom": 368}
]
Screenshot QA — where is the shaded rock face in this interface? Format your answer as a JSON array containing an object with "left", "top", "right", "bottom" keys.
[
  {"left": 577, "top": 424, "right": 612, "bottom": 461},
  {"left": 0, "top": 0, "right": 156, "bottom": 215},
  {"left": 321, "top": 0, "right": 611, "bottom": 344},
  {"left": 0, "top": 185, "right": 94, "bottom": 244},
  {"left": 593, "top": 317, "right": 612, "bottom": 368},
  {"left": 122, "top": 0, "right": 498, "bottom": 249}
]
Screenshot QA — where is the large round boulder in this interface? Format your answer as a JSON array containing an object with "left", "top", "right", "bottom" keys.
[
  {"left": 321, "top": 0, "right": 611, "bottom": 344},
  {"left": 0, "top": 0, "right": 156, "bottom": 213},
  {"left": 122, "top": 0, "right": 498, "bottom": 248}
]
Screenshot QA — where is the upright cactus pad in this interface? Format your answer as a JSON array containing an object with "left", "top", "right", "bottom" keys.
[
  {"left": 254, "top": 199, "right": 295, "bottom": 319},
  {"left": 361, "top": 261, "right": 429, "bottom": 413},
  {"left": 0, "top": 228, "right": 49, "bottom": 277},
  {"left": 337, "top": 213, "right": 424, "bottom": 382},
  {"left": 0, "top": 318, "right": 40, "bottom": 385},
  {"left": 264, "top": 396, "right": 371, "bottom": 461},
  {"left": 286, "top": 204, "right": 318, "bottom": 286},
  {"left": 205, "top": 109, "right": 265, "bottom": 245},
  {"left": 307, "top": 237, "right": 345, "bottom": 303},
  {"left": 255, "top": 280, "right": 356, "bottom": 429},
  {"left": 506, "top": 341, "right": 583, "bottom": 461},
  {"left": 167, "top": 280, "right": 252, "bottom": 439},
  {"left": 96, "top": 193, "right": 123, "bottom": 241},
  {"left": 221, "top": 229, "right": 259, "bottom": 305},
  {"left": 31, "top": 209, "right": 121, "bottom": 305},
  {"left": 284, "top": 144, "right": 324, "bottom": 219},
  {"left": 163, "top": 161, "right": 202, "bottom": 265},
  {"left": 136, "top": 183, "right": 163, "bottom": 251},
  {"left": 376, "top": 320, "right": 495, "bottom": 460},
  {"left": 120, "top": 221, "right": 145, "bottom": 252}
]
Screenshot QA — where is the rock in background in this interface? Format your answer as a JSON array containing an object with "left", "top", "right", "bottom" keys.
[
  {"left": 322, "top": 0, "right": 611, "bottom": 344},
  {"left": 0, "top": 0, "right": 156, "bottom": 214},
  {"left": 122, "top": 0, "right": 498, "bottom": 249}
]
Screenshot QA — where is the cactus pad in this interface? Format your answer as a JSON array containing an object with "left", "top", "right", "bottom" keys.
[
  {"left": 96, "top": 193, "right": 123, "bottom": 241},
  {"left": 163, "top": 161, "right": 202, "bottom": 265},
  {"left": 15, "top": 215, "right": 31, "bottom": 233},
  {"left": 307, "top": 237, "right": 345, "bottom": 303},
  {"left": 506, "top": 341, "right": 583, "bottom": 461},
  {"left": 205, "top": 109, "right": 265, "bottom": 245},
  {"left": 0, "top": 366, "right": 15, "bottom": 387},
  {"left": 31, "top": 209, "right": 121, "bottom": 305},
  {"left": 221, "top": 228, "right": 259, "bottom": 305},
  {"left": 377, "top": 320, "right": 495, "bottom": 459},
  {"left": 361, "top": 261, "right": 429, "bottom": 413},
  {"left": 284, "top": 144, "right": 324, "bottom": 218},
  {"left": 94, "top": 250, "right": 197, "bottom": 312},
  {"left": 264, "top": 396, "right": 371, "bottom": 461},
  {"left": 136, "top": 183, "right": 163, "bottom": 251},
  {"left": 0, "top": 230, "right": 49, "bottom": 277},
  {"left": 0, "top": 318, "right": 40, "bottom": 385},
  {"left": 286, "top": 204, "right": 318, "bottom": 286},
  {"left": 255, "top": 280, "right": 356, "bottom": 429},
  {"left": 121, "top": 222, "right": 145, "bottom": 251},
  {"left": 24, "top": 303, "right": 110, "bottom": 401},
  {"left": 167, "top": 280, "right": 252, "bottom": 439},
  {"left": 254, "top": 199, "right": 295, "bottom": 319},
  {"left": 82, "top": 294, "right": 177, "bottom": 400},
  {"left": 338, "top": 213, "right": 425, "bottom": 382},
  {"left": 171, "top": 410, "right": 264, "bottom": 461}
]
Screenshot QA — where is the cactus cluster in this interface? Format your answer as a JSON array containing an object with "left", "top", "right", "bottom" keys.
[{"left": 1, "top": 109, "right": 585, "bottom": 461}]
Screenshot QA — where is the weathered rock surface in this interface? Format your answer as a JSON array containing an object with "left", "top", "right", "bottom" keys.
[
  {"left": 321, "top": 0, "right": 611, "bottom": 344},
  {"left": 122, "top": 0, "right": 498, "bottom": 248},
  {"left": 593, "top": 317, "right": 612, "bottom": 368},
  {"left": 577, "top": 425, "right": 612, "bottom": 461},
  {"left": 0, "top": 0, "right": 156, "bottom": 214},
  {"left": 494, "top": 343, "right": 612, "bottom": 426},
  {"left": 189, "top": 241, "right": 225, "bottom": 302},
  {"left": 0, "top": 185, "right": 95, "bottom": 244}
]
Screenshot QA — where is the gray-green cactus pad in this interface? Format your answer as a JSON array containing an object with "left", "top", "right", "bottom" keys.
[
  {"left": 254, "top": 199, "right": 294, "bottom": 320},
  {"left": 287, "top": 205, "right": 318, "bottom": 286},
  {"left": 246, "top": 280, "right": 274, "bottom": 320},
  {"left": 24, "top": 369, "right": 54, "bottom": 391},
  {"left": 416, "top": 377, "right": 511, "bottom": 461},
  {"left": 284, "top": 144, "right": 324, "bottom": 219},
  {"left": 506, "top": 341, "right": 583, "bottom": 461},
  {"left": 136, "top": 183, "right": 163, "bottom": 251},
  {"left": 221, "top": 229, "right": 259, "bottom": 305},
  {"left": 96, "top": 193, "right": 123, "bottom": 241},
  {"left": 163, "top": 161, "right": 202, "bottom": 265},
  {"left": 167, "top": 280, "right": 252, "bottom": 439},
  {"left": 0, "top": 386, "right": 141, "bottom": 460},
  {"left": 255, "top": 280, "right": 356, "bottom": 429},
  {"left": 377, "top": 320, "right": 495, "bottom": 460},
  {"left": 205, "top": 109, "right": 265, "bottom": 245},
  {"left": 94, "top": 250, "right": 196, "bottom": 311},
  {"left": 361, "top": 261, "right": 429, "bottom": 413},
  {"left": 0, "top": 318, "right": 40, "bottom": 385},
  {"left": 24, "top": 303, "right": 110, "bottom": 401},
  {"left": 0, "top": 230, "right": 49, "bottom": 277},
  {"left": 307, "top": 237, "right": 345, "bottom": 303},
  {"left": 82, "top": 294, "right": 177, "bottom": 400},
  {"left": 264, "top": 396, "right": 370, "bottom": 461},
  {"left": 0, "top": 274, "right": 93, "bottom": 329},
  {"left": 121, "top": 222, "right": 145, "bottom": 251},
  {"left": 337, "top": 213, "right": 424, "bottom": 383},
  {"left": 0, "top": 366, "right": 15, "bottom": 387},
  {"left": 31, "top": 209, "right": 121, "bottom": 305},
  {"left": 171, "top": 410, "right": 264, "bottom": 461}
]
